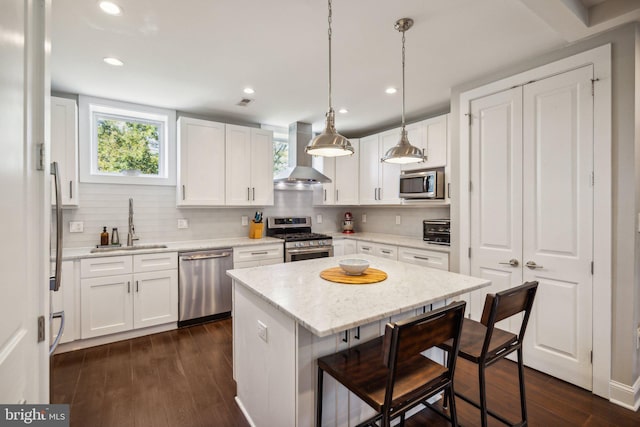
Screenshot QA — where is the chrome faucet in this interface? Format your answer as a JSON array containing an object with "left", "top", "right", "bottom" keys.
[{"left": 127, "top": 197, "right": 139, "bottom": 246}]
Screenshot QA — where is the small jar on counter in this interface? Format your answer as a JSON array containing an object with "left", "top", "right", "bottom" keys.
[{"left": 111, "top": 227, "right": 119, "bottom": 245}]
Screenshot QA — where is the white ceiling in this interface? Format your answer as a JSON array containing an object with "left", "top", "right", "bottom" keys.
[{"left": 50, "top": 0, "right": 639, "bottom": 137}]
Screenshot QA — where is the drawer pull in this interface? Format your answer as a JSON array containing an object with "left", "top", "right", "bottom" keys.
[
  {"left": 381, "top": 250, "right": 391, "bottom": 254},
  {"left": 414, "top": 255, "right": 430, "bottom": 261},
  {"left": 251, "top": 251, "right": 268, "bottom": 255}
]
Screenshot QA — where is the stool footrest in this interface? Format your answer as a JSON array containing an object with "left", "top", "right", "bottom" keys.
[{"left": 454, "top": 391, "right": 523, "bottom": 426}]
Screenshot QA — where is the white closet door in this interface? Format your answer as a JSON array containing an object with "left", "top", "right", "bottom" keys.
[
  {"left": 469, "top": 87, "right": 523, "bottom": 331},
  {"left": 522, "top": 65, "right": 594, "bottom": 390}
]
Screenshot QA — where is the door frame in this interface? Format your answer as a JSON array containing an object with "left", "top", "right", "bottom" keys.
[{"left": 459, "top": 44, "right": 611, "bottom": 399}]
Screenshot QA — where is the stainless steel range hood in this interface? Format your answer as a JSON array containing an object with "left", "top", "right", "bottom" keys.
[{"left": 273, "top": 122, "right": 331, "bottom": 184}]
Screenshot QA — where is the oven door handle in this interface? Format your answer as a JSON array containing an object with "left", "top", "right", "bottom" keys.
[{"left": 287, "top": 247, "right": 331, "bottom": 254}]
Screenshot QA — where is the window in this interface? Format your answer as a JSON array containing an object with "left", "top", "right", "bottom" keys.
[
  {"left": 263, "top": 125, "right": 289, "bottom": 176},
  {"left": 79, "top": 95, "right": 176, "bottom": 185}
]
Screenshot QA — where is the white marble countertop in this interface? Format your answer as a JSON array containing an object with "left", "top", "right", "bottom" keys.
[
  {"left": 329, "top": 231, "right": 450, "bottom": 253},
  {"left": 227, "top": 254, "right": 489, "bottom": 337},
  {"left": 60, "top": 237, "right": 283, "bottom": 260}
]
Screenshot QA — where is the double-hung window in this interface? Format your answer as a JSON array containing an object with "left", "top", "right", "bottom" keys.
[{"left": 79, "top": 95, "right": 176, "bottom": 185}]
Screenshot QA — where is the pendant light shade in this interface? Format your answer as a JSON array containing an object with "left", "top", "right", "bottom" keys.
[
  {"left": 381, "top": 18, "right": 424, "bottom": 164},
  {"left": 305, "top": 0, "right": 354, "bottom": 158}
]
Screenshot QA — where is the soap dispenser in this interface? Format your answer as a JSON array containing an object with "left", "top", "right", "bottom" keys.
[
  {"left": 111, "top": 227, "right": 119, "bottom": 245},
  {"left": 100, "top": 227, "right": 109, "bottom": 246}
]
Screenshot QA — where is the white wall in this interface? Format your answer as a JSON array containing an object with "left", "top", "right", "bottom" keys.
[{"left": 61, "top": 183, "right": 448, "bottom": 248}]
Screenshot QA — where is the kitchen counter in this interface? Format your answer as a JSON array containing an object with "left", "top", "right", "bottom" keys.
[
  {"left": 330, "top": 231, "right": 450, "bottom": 253},
  {"left": 229, "top": 254, "right": 489, "bottom": 426},
  {"left": 228, "top": 253, "right": 485, "bottom": 337},
  {"left": 60, "top": 237, "right": 283, "bottom": 261}
]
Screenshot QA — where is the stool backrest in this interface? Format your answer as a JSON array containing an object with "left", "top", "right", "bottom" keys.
[
  {"left": 480, "top": 281, "right": 538, "bottom": 358},
  {"left": 382, "top": 301, "right": 466, "bottom": 410}
]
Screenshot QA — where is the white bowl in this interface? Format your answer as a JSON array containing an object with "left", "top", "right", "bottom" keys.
[{"left": 339, "top": 259, "right": 370, "bottom": 275}]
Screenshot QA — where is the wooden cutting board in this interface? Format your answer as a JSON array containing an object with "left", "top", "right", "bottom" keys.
[{"left": 320, "top": 267, "right": 387, "bottom": 284}]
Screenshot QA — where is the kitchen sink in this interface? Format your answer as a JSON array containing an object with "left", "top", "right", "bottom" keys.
[{"left": 90, "top": 244, "right": 168, "bottom": 253}]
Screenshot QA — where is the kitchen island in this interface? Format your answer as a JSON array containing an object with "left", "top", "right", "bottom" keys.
[{"left": 227, "top": 254, "right": 490, "bottom": 427}]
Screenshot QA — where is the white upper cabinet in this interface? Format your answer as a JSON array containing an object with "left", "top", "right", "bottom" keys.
[
  {"left": 51, "top": 96, "right": 79, "bottom": 207},
  {"left": 225, "top": 125, "right": 274, "bottom": 206},
  {"left": 312, "top": 155, "right": 335, "bottom": 205},
  {"left": 313, "top": 139, "right": 359, "bottom": 206},
  {"left": 402, "top": 114, "right": 448, "bottom": 171},
  {"left": 359, "top": 132, "right": 401, "bottom": 205},
  {"left": 176, "top": 117, "right": 226, "bottom": 206},
  {"left": 335, "top": 138, "right": 359, "bottom": 205}
]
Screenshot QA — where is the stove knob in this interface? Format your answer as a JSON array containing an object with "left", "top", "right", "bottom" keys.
[
  {"left": 309, "top": 241, "right": 316, "bottom": 246},
  {"left": 296, "top": 242, "right": 302, "bottom": 247}
]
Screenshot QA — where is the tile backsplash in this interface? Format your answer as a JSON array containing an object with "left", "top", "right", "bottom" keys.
[{"left": 59, "top": 183, "right": 449, "bottom": 248}]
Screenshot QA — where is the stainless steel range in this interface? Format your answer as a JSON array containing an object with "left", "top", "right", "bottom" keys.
[{"left": 266, "top": 216, "right": 333, "bottom": 262}]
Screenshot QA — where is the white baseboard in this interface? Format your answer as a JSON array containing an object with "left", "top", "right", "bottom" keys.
[
  {"left": 54, "top": 322, "right": 177, "bottom": 353},
  {"left": 609, "top": 376, "right": 640, "bottom": 411},
  {"left": 235, "top": 396, "right": 257, "bottom": 427}
]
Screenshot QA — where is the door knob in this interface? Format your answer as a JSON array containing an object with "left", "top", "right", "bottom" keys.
[
  {"left": 525, "top": 261, "right": 544, "bottom": 269},
  {"left": 499, "top": 259, "right": 519, "bottom": 267}
]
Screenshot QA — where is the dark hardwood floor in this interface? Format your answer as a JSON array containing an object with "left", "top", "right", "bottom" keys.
[{"left": 52, "top": 318, "right": 639, "bottom": 427}]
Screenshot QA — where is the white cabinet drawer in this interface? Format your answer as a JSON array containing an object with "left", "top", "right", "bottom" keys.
[
  {"left": 397, "top": 247, "right": 449, "bottom": 271},
  {"left": 356, "top": 241, "right": 398, "bottom": 260},
  {"left": 233, "top": 244, "right": 283, "bottom": 265},
  {"left": 133, "top": 252, "right": 177, "bottom": 273},
  {"left": 81, "top": 256, "right": 132, "bottom": 278}
]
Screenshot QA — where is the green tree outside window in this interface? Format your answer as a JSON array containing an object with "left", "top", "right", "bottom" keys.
[{"left": 97, "top": 118, "right": 160, "bottom": 175}]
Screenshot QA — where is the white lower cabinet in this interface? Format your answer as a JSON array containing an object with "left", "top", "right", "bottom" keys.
[
  {"left": 356, "top": 241, "right": 398, "bottom": 260},
  {"left": 398, "top": 246, "right": 449, "bottom": 271},
  {"left": 332, "top": 239, "right": 357, "bottom": 256},
  {"left": 80, "top": 253, "right": 178, "bottom": 339},
  {"left": 233, "top": 243, "right": 283, "bottom": 268}
]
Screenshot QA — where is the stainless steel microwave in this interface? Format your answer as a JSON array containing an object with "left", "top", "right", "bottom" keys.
[{"left": 399, "top": 169, "right": 445, "bottom": 199}]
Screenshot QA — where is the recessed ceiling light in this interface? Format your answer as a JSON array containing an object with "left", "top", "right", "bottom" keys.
[
  {"left": 103, "top": 57, "right": 124, "bottom": 66},
  {"left": 243, "top": 87, "right": 255, "bottom": 94},
  {"left": 385, "top": 87, "right": 397, "bottom": 94},
  {"left": 99, "top": 1, "right": 122, "bottom": 16},
  {"left": 338, "top": 108, "right": 348, "bottom": 114}
]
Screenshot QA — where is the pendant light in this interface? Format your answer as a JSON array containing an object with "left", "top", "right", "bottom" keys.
[
  {"left": 305, "top": 0, "right": 354, "bottom": 157},
  {"left": 381, "top": 18, "right": 425, "bottom": 164}
]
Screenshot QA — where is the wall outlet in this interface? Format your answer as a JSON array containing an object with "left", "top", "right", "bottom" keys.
[
  {"left": 257, "top": 320, "right": 268, "bottom": 343},
  {"left": 395, "top": 215, "right": 401, "bottom": 225},
  {"left": 69, "top": 221, "right": 83, "bottom": 233},
  {"left": 241, "top": 215, "right": 249, "bottom": 226},
  {"left": 177, "top": 219, "right": 189, "bottom": 229},
  {"left": 362, "top": 213, "right": 367, "bottom": 223},
  {"left": 316, "top": 214, "right": 323, "bottom": 224}
]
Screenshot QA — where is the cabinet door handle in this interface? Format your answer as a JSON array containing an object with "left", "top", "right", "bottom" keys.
[
  {"left": 324, "top": 189, "right": 326, "bottom": 201},
  {"left": 247, "top": 187, "right": 250, "bottom": 201},
  {"left": 414, "top": 255, "right": 430, "bottom": 261},
  {"left": 342, "top": 331, "right": 348, "bottom": 343},
  {"left": 127, "top": 281, "right": 130, "bottom": 293},
  {"left": 354, "top": 326, "right": 360, "bottom": 340},
  {"left": 182, "top": 185, "right": 186, "bottom": 201},
  {"left": 252, "top": 187, "right": 255, "bottom": 201},
  {"left": 336, "top": 189, "right": 339, "bottom": 202},
  {"left": 378, "top": 187, "right": 382, "bottom": 200},
  {"left": 69, "top": 181, "right": 73, "bottom": 199},
  {"left": 374, "top": 188, "right": 377, "bottom": 200},
  {"left": 136, "top": 280, "right": 139, "bottom": 292},
  {"left": 447, "top": 182, "right": 450, "bottom": 199}
]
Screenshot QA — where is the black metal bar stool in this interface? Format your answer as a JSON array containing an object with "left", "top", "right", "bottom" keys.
[{"left": 316, "top": 301, "right": 467, "bottom": 427}]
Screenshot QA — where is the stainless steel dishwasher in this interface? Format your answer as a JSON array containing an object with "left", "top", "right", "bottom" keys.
[{"left": 178, "top": 249, "right": 233, "bottom": 327}]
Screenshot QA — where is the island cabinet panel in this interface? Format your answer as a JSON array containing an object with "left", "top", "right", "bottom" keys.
[
  {"left": 233, "top": 283, "right": 296, "bottom": 427},
  {"left": 297, "top": 321, "right": 386, "bottom": 427}
]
